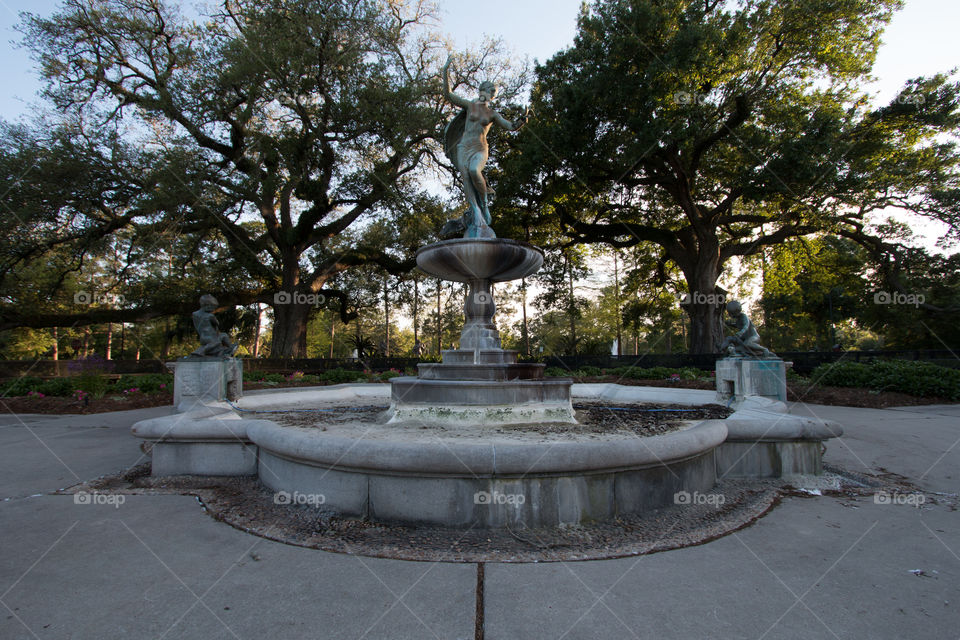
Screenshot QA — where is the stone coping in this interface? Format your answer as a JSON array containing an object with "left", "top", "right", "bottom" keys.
[
  {"left": 131, "top": 413, "right": 260, "bottom": 442},
  {"left": 720, "top": 417, "right": 843, "bottom": 441},
  {"left": 244, "top": 419, "right": 728, "bottom": 477},
  {"left": 131, "top": 383, "right": 842, "bottom": 447}
]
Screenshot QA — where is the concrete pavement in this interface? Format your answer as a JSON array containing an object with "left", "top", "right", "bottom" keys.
[{"left": 1, "top": 401, "right": 957, "bottom": 639}]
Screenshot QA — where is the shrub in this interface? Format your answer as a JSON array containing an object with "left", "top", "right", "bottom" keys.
[
  {"left": 544, "top": 367, "right": 569, "bottom": 377},
  {"left": 0, "top": 376, "right": 43, "bottom": 397},
  {"left": 112, "top": 374, "right": 173, "bottom": 394},
  {"left": 574, "top": 366, "right": 604, "bottom": 377},
  {"left": 75, "top": 371, "right": 109, "bottom": 399},
  {"left": 320, "top": 368, "right": 366, "bottom": 384},
  {"left": 811, "top": 359, "right": 960, "bottom": 399},
  {"left": 36, "top": 377, "right": 76, "bottom": 397},
  {"left": 602, "top": 366, "right": 709, "bottom": 380},
  {"left": 70, "top": 355, "right": 114, "bottom": 400},
  {"left": 379, "top": 370, "right": 403, "bottom": 381}
]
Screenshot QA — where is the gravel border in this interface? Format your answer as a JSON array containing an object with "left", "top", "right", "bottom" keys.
[{"left": 57, "top": 463, "right": 914, "bottom": 564}]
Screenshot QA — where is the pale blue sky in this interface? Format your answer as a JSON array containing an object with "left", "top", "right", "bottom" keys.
[{"left": 2, "top": 0, "right": 957, "bottom": 122}]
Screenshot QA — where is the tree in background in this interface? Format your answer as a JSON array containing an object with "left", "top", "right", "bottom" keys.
[
  {"left": 532, "top": 247, "right": 590, "bottom": 354},
  {"left": 508, "top": 0, "right": 960, "bottom": 353},
  {"left": 755, "top": 236, "right": 869, "bottom": 350},
  {"left": 16, "top": 0, "right": 454, "bottom": 356}
]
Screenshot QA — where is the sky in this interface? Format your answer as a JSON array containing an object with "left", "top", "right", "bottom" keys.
[{"left": 2, "top": 0, "right": 958, "bottom": 119}]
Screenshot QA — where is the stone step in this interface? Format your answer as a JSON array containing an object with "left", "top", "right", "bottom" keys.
[
  {"left": 417, "top": 362, "right": 544, "bottom": 381},
  {"left": 440, "top": 349, "right": 520, "bottom": 365},
  {"left": 390, "top": 376, "right": 572, "bottom": 406}
]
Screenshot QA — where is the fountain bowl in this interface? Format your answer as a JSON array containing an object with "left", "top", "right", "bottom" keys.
[{"left": 416, "top": 238, "right": 543, "bottom": 283}]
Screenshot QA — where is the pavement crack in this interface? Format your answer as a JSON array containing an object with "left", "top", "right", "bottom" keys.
[{"left": 475, "top": 562, "right": 485, "bottom": 640}]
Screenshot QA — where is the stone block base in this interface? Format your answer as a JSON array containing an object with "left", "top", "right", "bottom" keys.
[
  {"left": 716, "top": 358, "right": 788, "bottom": 404},
  {"left": 256, "top": 448, "right": 718, "bottom": 529},
  {"left": 169, "top": 358, "right": 242, "bottom": 413},
  {"left": 715, "top": 441, "right": 823, "bottom": 478},
  {"left": 152, "top": 441, "right": 258, "bottom": 476}
]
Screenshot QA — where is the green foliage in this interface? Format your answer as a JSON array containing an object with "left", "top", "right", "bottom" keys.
[
  {"left": 543, "top": 365, "right": 710, "bottom": 380},
  {"left": 503, "top": 0, "right": 960, "bottom": 353},
  {"left": 811, "top": 360, "right": 960, "bottom": 398},
  {"left": 320, "top": 368, "right": 366, "bottom": 385},
  {"left": 12, "top": 0, "right": 472, "bottom": 358},
  {"left": 0, "top": 376, "right": 44, "bottom": 397},
  {"left": 605, "top": 366, "right": 708, "bottom": 380},
  {"left": 75, "top": 372, "right": 109, "bottom": 400},
  {"left": 574, "top": 366, "right": 604, "bottom": 377},
  {"left": 112, "top": 374, "right": 173, "bottom": 393},
  {"left": 35, "top": 377, "right": 76, "bottom": 396},
  {"left": 379, "top": 370, "right": 403, "bottom": 381}
]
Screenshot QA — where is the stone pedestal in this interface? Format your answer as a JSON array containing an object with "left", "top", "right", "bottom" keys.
[
  {"left": 133, "top": 358, "right": 248, "bottom": 476},
  {"left": 716, "top": 358, "right": 788, "bottom": 404},
  {"left": 168, "top": 358, "right": 243, "bottom": 413}
]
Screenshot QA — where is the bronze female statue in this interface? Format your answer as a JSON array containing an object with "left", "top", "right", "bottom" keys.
[{"left": 442, "top": 56, "right": 529, "bottom": 238}]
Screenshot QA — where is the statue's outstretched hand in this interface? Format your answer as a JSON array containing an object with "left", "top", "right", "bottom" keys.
[{"left": 514, "top": 107, "right": 532, "bottom": 130}]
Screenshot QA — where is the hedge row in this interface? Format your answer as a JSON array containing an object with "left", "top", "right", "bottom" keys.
[{"left": 810, "top": 360, "right": 960, "bottom": 399}]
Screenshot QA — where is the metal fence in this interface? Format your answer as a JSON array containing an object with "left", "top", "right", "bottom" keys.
[{"left": 0, "top": 349, "right": 956, "bottom": 378}]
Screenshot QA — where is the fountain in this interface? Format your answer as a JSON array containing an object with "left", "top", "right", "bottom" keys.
[
  {"left": 388, "top": 237, "right": 574, "bottom": 425},
  {"left": 131, "top": 61, "right": 843, "bottom": 532}
]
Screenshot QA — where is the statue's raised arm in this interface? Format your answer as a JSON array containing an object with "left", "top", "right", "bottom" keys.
[{"left": 440, "top": 57, "right": 529, "bottom": 239}]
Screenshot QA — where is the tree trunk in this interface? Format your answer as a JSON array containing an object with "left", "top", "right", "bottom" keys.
[
  {"left": 683, "top": 259, "right": 724, "bottom": 354},
  {"left": 252, "top": 304, "right": 261, "bottom": 358},
  {"left": 119, "top": 322, "right": 125, "bottom": 359},
  {"left": 328, "top": 312, "right": 335, "bottom": 358},
  {"left": 51, "top": 327, "right": 58, "bottom": 360},
  {"left": 105, "top": 323, "right": 112, "bottom": 360},
  {"left": 269, "top": 257, "right": 317, "bottom": 357},
  {"left": 436, "top": 280, "right": 442, "bottom": 355},
  {"left": 270, "top": 303, "right": 312, "bottom": 357},
  {"left": 565, "top": 253, "right": 577, "bottom": 354},
  {"left": 613, "top": 251, "right": 622, "bottom": 356},
  {"left": 383, "top": 276, "right": 390, "bottom": 356},
  {"left": 521, "top": 278, "right": 530, "bottom": 357},
  {"left": 160, "top": 320, "right": 170, "bottom": 360},
  {"left": 412, "top": 277, "right": 419, "bottom": 354}
]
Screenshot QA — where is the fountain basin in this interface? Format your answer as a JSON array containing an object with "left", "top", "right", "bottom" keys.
[
  {"left": 250, "top": 418, "right": 725, "bottom": 529},
  {"left": 132, "top": 384, "right": 842, "bottom": 529},
  {"left": 416, "top": 237, "right": 543, "bottom": 283}
]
